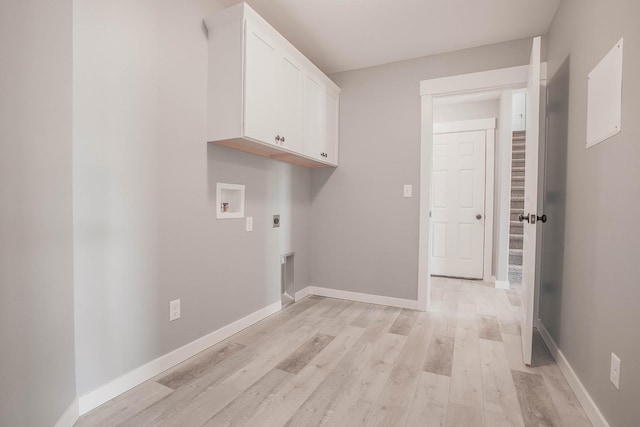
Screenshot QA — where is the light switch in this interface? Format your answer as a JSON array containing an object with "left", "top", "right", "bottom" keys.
[
  {"left": 246, "top": 216, "right": 253, "bottom": 232},
  {"left": 404, "top": 184, "right": 413, "bottom": 198}
]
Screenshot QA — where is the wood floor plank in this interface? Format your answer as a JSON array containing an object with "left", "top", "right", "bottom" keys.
[
  {"left": 276, "top": 333, "right": 335, "bottom": 374},
  {"left": 322, "top": 325, "right": 406, "bottom": 427},
  {"left": 202, "top": 368, "right": 293, "bottom": 427},
  {"left": 497, "top": 307, "right": 521, "bottom": 336},
  {"left": 448, "top": 303, "right": 483, "bottom": 410},
  {"left": 423, "top": 334, "right": 455, "bottom": 377},
  {"left": 444, "top": 402, "right": 484, "bottom": 427},
  {"left": 388, "top": 308, "right": 418, "bottom": 336},
  {"left": 75, "top": 382, "right": 174, "bottom": 427},
  {"left": 477, "top": 314, "right": 503, "bottom": 342},
  {"left": 511, "top": 370, "right": 563, "bottom": 427},
  {"left": 319, "top": 300, "right": 367, "bottom": 336},
  {"left": 350, "top": 304, "right": 385, "bottom": 328},
  {"left": 502, "top": 333, "right": 537, "bottom": 374},
  {"left": 368, "top": 313, "right": 435, "bottom": 427},
  {"left": 479, "top": 339, "right": 525, "bottom": 427},
  {"left": 404, "top": 372, "right": 450, "bottom": 427},
  {"left": 531, "top": 333, "right": 593, "bottom": 427},
  {"left": 506, "top": 292, "right": 522, "bottom": 307},
  {"left": 475, "top": 286, "right": 499, "bottom": 317},
  {"left": 120, "top": 317, "right": 325, "bottom": 426},
  {"left": 319, "top": 298, "right": 353, "bottom": 318},
  {"left": 231, "top": 296, "right": 323, "bottom": 346},
  {"left": 283, "top": 331, "right": 379, "bottom": 426},
  {"left": 434, "top": 315, "right": 458, "bottom": 339},
  {"left": 432, "top": 294, "right": 459, "bottom": 339},
  {"left": 158, "top": 306, "right": 355, "bottom": 426},
  {"left": 242, "top": 325, "right": 368, "bottom": 427},
  {"left": 157, "top": 341, "right": 245, "bottom": 389},
  {"left": 285, "top": 305, "right": 406, "bottom": 426}
]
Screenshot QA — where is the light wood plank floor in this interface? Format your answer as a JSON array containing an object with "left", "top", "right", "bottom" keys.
[{"left": 76, "top": 277, "right": 592, "bottom": 427}]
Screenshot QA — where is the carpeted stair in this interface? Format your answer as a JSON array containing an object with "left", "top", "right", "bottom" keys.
[{"left": 508, "top": 131, "right": 526, "bottom": 285}]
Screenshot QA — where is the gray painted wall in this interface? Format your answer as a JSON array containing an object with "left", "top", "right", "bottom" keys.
[
  {"left": 541, "top": 0, "right": 640, "bottom": 425},
  {"left": 73, "top": 0, "right": 310, "bottom": 395},
  {"left": 433, "top": 99, "right": 500, "bottom": 123},
  {"left": 0, "top": 0, "right": 76, "bottom": 425},
  {"left": 311, "top": 39, "right": 532, "bottom": 300}
]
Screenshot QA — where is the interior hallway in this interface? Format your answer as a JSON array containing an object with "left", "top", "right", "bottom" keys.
[{"left": 76, "top": 277, "right": 591, "bottom": 426}]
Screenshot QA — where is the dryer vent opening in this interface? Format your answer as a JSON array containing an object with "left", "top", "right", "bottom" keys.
[{"left": 281, "top": 253, "right": 295, "bottom": 308}]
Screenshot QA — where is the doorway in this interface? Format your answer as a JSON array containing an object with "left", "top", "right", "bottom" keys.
[{"left": 418, "top": 37, "right": 547, "bottom": 365}]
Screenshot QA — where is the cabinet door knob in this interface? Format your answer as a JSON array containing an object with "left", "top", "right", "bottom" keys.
[
  {"left": 275, "top": 135, "right": 281, "bottom": 142},
  {"left": 281, "top": 137, "right": 285, "bottom": 143}
]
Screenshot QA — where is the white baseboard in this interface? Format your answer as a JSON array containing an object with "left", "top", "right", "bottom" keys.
[
  {"left": 295, "top": 286, "right": 312, "bottom": 301},
  {"left": 537, "top": 319, "right": 610, "bottom": 427},
  {"left": 78, "top": 301, "right": 282, "bottom": 415},
  {"left": 495, "top": 280, "right": 510, "bottom": 290},
  {"left": 54, "top": 398, "right": 78, "bottom": 427},
  {"left": 305, "top": 286, "right": 420, "bottom": 310}
]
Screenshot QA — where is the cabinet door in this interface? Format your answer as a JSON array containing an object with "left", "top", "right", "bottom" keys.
[
  {"left": 324, "top": 91, "right": 339, "bottom": 165},
  {"left": 303, "top": 75, "right": 326, "bottom": 160},
  {"left": 244, "top": 22, "right": 278, "bottom": 145},
  {"left": 277, "top": 56, "right": 303, "bottom": 153}
]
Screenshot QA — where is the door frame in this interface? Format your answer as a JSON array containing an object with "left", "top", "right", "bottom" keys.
[
  {"left": 433, "top": 118, "right": 496, "bottom": 282},
  {"left": 417, "top": 63, "right": 547, "bottom": 311}
]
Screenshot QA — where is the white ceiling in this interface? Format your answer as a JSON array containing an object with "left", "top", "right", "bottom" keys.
[{"left": 221, "top": 0, "right": 561, "bottom": 74}]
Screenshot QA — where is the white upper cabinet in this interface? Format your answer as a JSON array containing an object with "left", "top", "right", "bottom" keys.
[
  {"left": 324, "top": 91, "right": 339, "bottom": 165},
  {"left": 244, "top": 22, "right": 278, "bottom": 145},
  {"left": 303, "top": 75, "right": 339, "bottom": 166},
  {"left": 276, "top": 56, "right": 304, "bottom": 153},
  {"left": 303, "top": 75, "right": 325, "bottom": 160},
  {"left": 205, "top": 3, "right": 340, "bottom": 168}
]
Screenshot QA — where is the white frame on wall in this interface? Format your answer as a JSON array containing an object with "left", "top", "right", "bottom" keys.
[{"left": 216, "top": 182, "right": 245, "bottom": 219}]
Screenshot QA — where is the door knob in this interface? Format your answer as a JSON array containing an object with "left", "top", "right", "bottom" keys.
[
  {"left": 476, "top": 214, "right": 483, "bottom": 220},
  {"left": 518, "top": 213, "right": 530, "bottom": 223},
  {"left": 537, "top": 214, "right": 547, "bottom": 223},
  {"left": 275, "top": 135, "right": 281, "bottom": 142},
  {"left": 281, "top": 136, "right": 285, "bottom": 143}
]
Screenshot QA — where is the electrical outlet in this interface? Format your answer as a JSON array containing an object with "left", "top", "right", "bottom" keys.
[
  {"left": 610, "top": 352, "right": 621, "bottom": 389},
  {"left": 404, "top": 184, "right": 413, "bottom": 198},
  {"left": 169, "top": 299, "right": 181, "bottom": 322},
  {"left": 246, "top": 216, "right": 253, "bottom": 232}
]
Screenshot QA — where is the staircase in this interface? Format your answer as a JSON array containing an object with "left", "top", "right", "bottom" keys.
[{"left": 508, "top": 131, "right": 526, "bottom": 285}]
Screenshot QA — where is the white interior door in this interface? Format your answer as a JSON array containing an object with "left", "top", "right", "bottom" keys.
[
  {"left": 521, "top": 36, "right": 542, "bottom": 365},
  {"left": 431, "top": 130, "right": 486, "bottom": 279}
]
